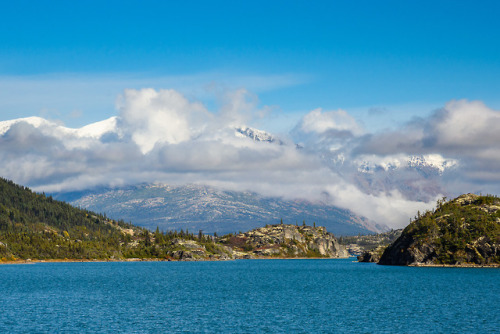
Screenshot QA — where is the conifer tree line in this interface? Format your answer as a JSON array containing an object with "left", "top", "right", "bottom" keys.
[{"left": 0, "top": 177, "right": 223, "bottom": 261}]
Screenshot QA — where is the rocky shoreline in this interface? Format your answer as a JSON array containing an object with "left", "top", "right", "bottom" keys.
[
  {"left": 408, "top": 263, "right": 500, "bottom": 268},
  {"left": 1, "top": 223, "right": 351, "bottom": 264},
  {"left": 4, "top": 256, "right": 498, "bottom": 268},
  {"left": 0, "top": 256, "right": 354, "bottom": 265}
]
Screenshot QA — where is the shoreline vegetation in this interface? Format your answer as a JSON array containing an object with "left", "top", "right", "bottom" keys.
[
  {"left": 0, "top": 177, "right": 349, "bottom": 262},
  {"left": 358, "top": 194, "right": 500, "bottom": 267},
  {"left": 1, "top": 177, "right": 498, "bottom": 267},
  {"left": 2, "top": 257, "right": 499, "bottom": 268},
  {"left": 0, "top": 256, "right": 349, "bottom": 265},
  {"left": 0, "top": 221, "right": 350, "bottom": 264}
]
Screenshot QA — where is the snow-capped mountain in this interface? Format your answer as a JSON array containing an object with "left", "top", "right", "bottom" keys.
[
  {"left": 356, "top": 154, "right": 458, "bottom": 176},
  {"left": 0, "top": 114, "right": 459, "bottom": 228},
  {"left": 235, "top": 126, "right": 283, "bottom": 144},
  {"left": 0, "top": 117, "right": 283, "bottom": 145},
  {"left": 0, "top": 116, "right": 122, "bottom": 140},
  {"left": 348, "top": 154, "right": 458, "bottom": 202},
  {"left": 407, "top": 155, "right": 458, "bottom": 174},
  {"left": 74, "top": 117, "right": 122, "bottom": 139},
  {"left": 0, "top": 116, "right": 50, "bottom": 135},
  {"left": 55, "top": 183, "right": 387, "bottom": 235}
]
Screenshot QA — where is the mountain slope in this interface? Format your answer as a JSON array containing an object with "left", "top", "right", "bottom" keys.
[
  {"left": 378, "top": 194, "right": 500, "bottom": 266},
  {"left": 0, "top": 177, "right": 356, "bottom": 262},
  {"left": 57, "top": 183, "right": 385, "bottom": 235},
  {"left": 1, "top": 115, "right": 457, "bottom": 211},
  {"left": 0, "top": 177, "right": 139, "bottom": 260},
  {"left": 0, "top": 177, "right": 236, "bottom": 261}
]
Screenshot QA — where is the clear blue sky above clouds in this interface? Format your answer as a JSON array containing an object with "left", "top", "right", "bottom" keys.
[
  {"left": 1, "top": 0, "right": 499, "bottom": 132},
  {"left": 1, "top": 0, "right": 500, "bottom": 225}
]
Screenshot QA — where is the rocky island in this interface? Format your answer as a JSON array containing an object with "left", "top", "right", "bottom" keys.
[
  {"left": 220, "top": 223, "right": 349, "bottom": 259},
  {"left": 378, "top": 194, "right": 500, "bottom": 266}
]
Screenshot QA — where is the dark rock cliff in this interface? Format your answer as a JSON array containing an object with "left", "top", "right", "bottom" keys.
[{"left": 357, "top": 246, "right": 386, "bottom": 263}]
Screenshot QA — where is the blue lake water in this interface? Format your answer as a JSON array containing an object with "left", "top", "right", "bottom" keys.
[{"left": 0, "top": 258, "right": 499, "bottom": 333}]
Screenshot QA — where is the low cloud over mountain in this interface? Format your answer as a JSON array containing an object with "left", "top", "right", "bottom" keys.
[{"left": 1, "top": 89, "right": 498, "bottom": 228}]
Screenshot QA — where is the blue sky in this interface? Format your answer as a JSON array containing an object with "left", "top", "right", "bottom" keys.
[
  {"left": 1, "top": 0, "right": 499, "bottom": 132},
  {"left": 1, "top": 1, "right": 500, "bottom": 227}
]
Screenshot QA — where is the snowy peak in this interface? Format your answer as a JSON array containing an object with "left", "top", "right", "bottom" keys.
[
  {"left": 357, "top": 154, "right": 457, "bottom": 175},
  {"left": 235, "top": 127, "right": 282, "bottom": 144},
  {"left": 0, "top": 116, "right": 121, "bottom": 141},
  {"left": 407, "top": 154, "right": 457, "bottom": 174},
  {"left": 0, "top": 116, "right": 52, "bottom": 135},
  {"left": 76, "top": 116, "right": 121, "bottom": 139}
]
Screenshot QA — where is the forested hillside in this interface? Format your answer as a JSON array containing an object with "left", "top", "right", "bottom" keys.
[
  {"left": 379, "top": 194, "right": 500, "bottom": 266},
  {"left": 0, "top": 177, "right": 353, "bottom": 262},
  {"left": 0, "top": 177, "right": 230, "bottom": 261},
  {"left": 0, "top": 177, "right": 137, "bottom": 260}
]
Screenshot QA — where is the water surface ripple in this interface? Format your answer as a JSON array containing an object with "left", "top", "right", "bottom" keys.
[{"left": 1, "top": 259, "right": 498, "bottom": 333}]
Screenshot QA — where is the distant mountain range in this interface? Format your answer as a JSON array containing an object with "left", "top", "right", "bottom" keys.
[
  {"left": 0, "top": 116, "right": 457, "bottom": 187},
  {"left": 1, "top": 115, "right": 457, "bottom": 232},
  {"left": 55, "top": 183, "right": 387, "bottom": 236},
  {"left": 350, "top": 154, "right": 457, "bottom": 202}
]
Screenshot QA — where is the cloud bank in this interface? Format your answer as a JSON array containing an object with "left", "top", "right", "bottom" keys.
[{"left": 1, "top": 89, "right": 498, "bottom": 229}]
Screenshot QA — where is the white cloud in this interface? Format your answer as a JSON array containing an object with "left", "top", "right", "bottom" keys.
[
  {"left": 0, "top": 91, "right": 499, "bottom": 229},
  {"left": 117, "top": 88, "right": 211, "bottom": 153},
  {"left": 297, "top": 108, "right": 364, "bottom": 136},
  {"left": 0, "top": 72, "right": 306, "bottom": 128},
  {"left": 325, "top": 184, "right": 439, "bottom": 228},
  {"left": 355, "top": 99, "right": 500, "bottom": 185},
  {"left": 431, "top": 100, "right": 500, "bottom": 148}
]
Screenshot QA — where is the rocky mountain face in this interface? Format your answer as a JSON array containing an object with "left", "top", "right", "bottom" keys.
[
  {"left": 57, "top": 183, "right": 384, "bottom": 236},
  {"left": 235, "top": 126, "right": 283, "bottom": 144},
  {"left": 339, "top": 229, "right": 402, "bottom": 257},
  {"left": 351, "top": 154, "right": 457, "bottom": 203},
  {"left": 357, "top": 246, "right": 386, "bottom": 263},
  {"left": 220, "top": 224, "right": 349, "bottom": 259},
  {"left": 154, "top": 238, "right": 233, "bottom": 261},
  {"left": 378, "top": 194, "right": 500, "bottom": 266}
]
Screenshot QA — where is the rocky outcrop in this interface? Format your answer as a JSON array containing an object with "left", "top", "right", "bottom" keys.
[
  {"left": 357, "top": 246, "right": 386, "bottom": 263},
  {"left": 379, "top": 194, "right": 500, "bottom": 266},
  {"left": 165, "top": 239, "right": 233, "bottom": 261},
  {"left": 220, "top": 224, "right": 349, "bottom": 259},
  {"left": 341, "top": 229, "right": 402, "bottom": 256}
]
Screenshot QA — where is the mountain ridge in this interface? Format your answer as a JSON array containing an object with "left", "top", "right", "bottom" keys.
[{"left": 56, "top": 183, "right": 386, "bottom": 235}]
